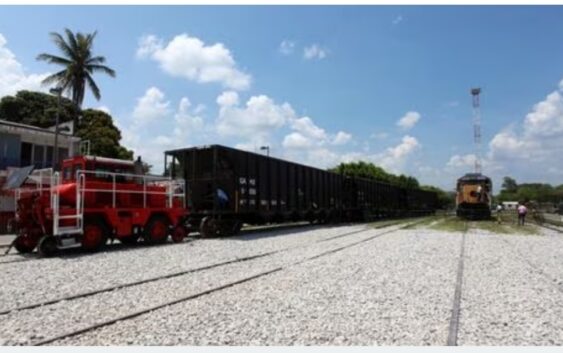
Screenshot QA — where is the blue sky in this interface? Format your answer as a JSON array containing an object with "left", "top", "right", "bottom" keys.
[{"left": 1, "top": 5, "right": 563, "bottom": 191}]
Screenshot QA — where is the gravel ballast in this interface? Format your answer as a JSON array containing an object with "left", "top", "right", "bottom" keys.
[
  {"left": 3, "top": 219, "right": 563, "bottom": 346},
  {"left": 0, "top": 224, "right": 371, "bottom": 312},
  {"left": 0, "top": 223, "right": 414, "bottom": 345},
  {"left": 54, "top": 228, "right": 461, "bottom": 345},
  {"left": 458, "top": 229, "right": 563, "bottom": 345}
]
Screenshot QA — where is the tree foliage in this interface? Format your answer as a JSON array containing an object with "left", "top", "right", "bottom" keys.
[
  {"left": 329, "top": 161, "right": 419, "bottom": 189},
  {"left": 497, "top": 176, "right": 563, "bottom": 204},
  {"left": 420, "top": 185, "right": 456, "bottom": 209},
  {"left": 0, "top": 90, "right": 132, "bottom": 161},
  {"left": 0, "top": 90, "right": 78, "bottom": 128},
  {"left": 76, "top": 109, "right": 133, "bottom": 160}
]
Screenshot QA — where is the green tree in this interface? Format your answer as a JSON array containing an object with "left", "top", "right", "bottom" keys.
[
  {"left": 75, "top": 109, "right": 133, "bottom": 160},
  {"left": 420, "top": 185, "right": 455, "bottom": 209},
  {"left": 0, "top": 90, "right": 78, "bottom": 128},
  {"left": 501, "top": 176, "right": 518, "bottom": 193},
  {"left": 37, "top": 28, "right": 116, "bottom": 132}
]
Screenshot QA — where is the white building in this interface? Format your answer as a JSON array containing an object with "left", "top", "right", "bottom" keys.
[{"left": 0, "top": 119, "right": 81, "bottom": 233}]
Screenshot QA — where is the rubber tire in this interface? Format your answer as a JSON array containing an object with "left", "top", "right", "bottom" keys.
[
  {"left": 144, "top": 216, "right": 170, "bottom": 245},
  {"left": 199, "top": 217, "right": 217, "bottom": 238},
  {"left": 82, "top": 219, "right": 109, "bottom": 252},
  {"left": 38, "top": 235, "right": 58, "bottom": 257},
  {"left": 14, "top": 235, "right": 37, "bottom": 254},
  {"left": 171, "top": 225, "right": 186, "bottom": 243}
]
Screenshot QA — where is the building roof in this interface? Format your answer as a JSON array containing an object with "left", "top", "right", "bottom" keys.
[{"left": 0, "top": 119, "right": 79, "bottom": 140}]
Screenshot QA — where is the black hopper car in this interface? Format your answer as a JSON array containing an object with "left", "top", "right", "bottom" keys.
[{"left": 165, "top": 145, "right": 438, "bottom": 237}]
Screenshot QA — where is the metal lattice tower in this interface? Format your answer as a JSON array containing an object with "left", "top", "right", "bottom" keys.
[{"left": 471, "top": 88, "right": 482, "bottom": 174}]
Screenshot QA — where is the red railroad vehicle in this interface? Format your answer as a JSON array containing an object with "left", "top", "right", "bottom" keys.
[{"left": 9, "top": 155, "right": 188, "bottom": 256}]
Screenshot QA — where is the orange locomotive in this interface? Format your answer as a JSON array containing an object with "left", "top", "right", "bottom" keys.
[
  {"left": 455, "top": 173, "right": 492, "bottom": 219},
  {"left": 10, "top": 155, "right": 189, "bottom": 256}
]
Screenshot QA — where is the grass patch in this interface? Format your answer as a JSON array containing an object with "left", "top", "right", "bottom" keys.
[
  {"left": 429, "top": 216, "right": 468, "bottom": 232},
  {"left": 472, "top": 220, "right": 540, "bottom": 236},
  {"left": 402, "top": 215, "right": 444, "bottom": 229},
  {"left": 369, "top": 216, "right": 432, "bottom": 229}
]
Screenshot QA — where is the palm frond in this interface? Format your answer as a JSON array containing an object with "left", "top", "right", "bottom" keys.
[
  {"left": 48, "top": 31, "right": 76, "bottom": 60},
  {"left": 64, "top": 28, "right": 79, "bottom": 54},
  {"left": 41, "top": 69, "right": 71, "bottom": 86},
  {"left": 87, "top": 64, "right": 116, "bottom": 77},
  {"left": 85, "top": 74, "right": 100, "bottom": 101},
  {"left": 36, "top": 53, "right": 72, "bottom": 66},
  {"left": 86, "top": 55, "right": 106, "bottom": 64}
]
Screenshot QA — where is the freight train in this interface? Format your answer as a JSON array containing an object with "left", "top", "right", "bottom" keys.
[
  {"left": 165, "top": 145, "right": 437, "bottom": 237},
  {"left": 455, "top": 173, "right": 492, "bottom": 219},
  {"left": 8, "top": 144, "right": 438, "bottom": 255}
]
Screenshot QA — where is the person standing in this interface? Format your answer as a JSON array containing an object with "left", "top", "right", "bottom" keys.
[
  {"left": 517, "top": 203, "right": 528, "bottom": 226},
  {"left": 496, "top": 204, "right": 503, "bottom": 224}
]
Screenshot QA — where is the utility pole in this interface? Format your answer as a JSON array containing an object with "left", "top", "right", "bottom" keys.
[
  {"left": 260, "top": 146, "right": 270, "bottom": 157},
  {"left": 471, "top": 88, "right": 482, "bottom": 174},
  {"left": 50, "top": 87, "right": 62, "bottom": 171}
]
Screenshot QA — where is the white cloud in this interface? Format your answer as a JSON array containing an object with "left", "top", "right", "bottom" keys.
[
  {"left": 290, "top": 116, "right": 327, "bottom": 141},
  {"left": 447, "top": 154, "right": 477, "bottom": 168},
  {"left": 96, "top": 106, "right": 111, "bottom": 114},
  {"left": 489, "top": 80, "right": 563, "bottom": 170},
  {"left": 216, "top": 90, "right": 239, "bottom": 107},
  {"left": 303, "top": 44, "right": 327, "bottom": 60},
  {"left": 137, "top": 33, "right": 251, "bottom": 90},
  {"left": 174, "top": 97, "right": 204, "bottom": 137},
  {"left": 279, "top": 40, "right": 295, "bottom": 55},
  {"left": 216, "top": 93, "right": 295, "bottom": 140},
  {"left": 282, "top": 132, "right": 313, "bottom": 149},
  {"left": 332, "top": 131, "right": 352, "bottom": 145},
  {"left": 122, "top": 91, "right": 207, "bottom": 171},
  {"left": 373, "top": 135, "right": 421, "bottom": 172},
  {"left": 0, "top": 33, "right": 50, "bottom": 98},
  {"left": 392, "top": 15, "right": 403, "bottom": 25},
  {"left": 397, "top": 111, "right": 421, "bottom": 130},
  {"left": 132, "top": 87, "right": 170, "bottom": 125}
]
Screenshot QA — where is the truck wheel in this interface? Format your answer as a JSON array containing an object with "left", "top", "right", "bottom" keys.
[
  {"left": 171, "top": 225, "right": 186, "bottom": 243},
  {"left": 144, "top": 216, "right": 170, "bottom": 245},
  {"left": 82, "top": 219, "right": 109, "bottom": 252},
  {"left": 38, "top": 235, "right": 58, "bottom": 257},
  {"left": 14, "top": 234, "right": 38, "bottom": 254},
  {"left": 199, "top": 217, "right": 217, "bottom": 238}
]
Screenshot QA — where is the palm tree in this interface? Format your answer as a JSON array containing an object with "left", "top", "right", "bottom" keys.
[{"left": 37, "top": 28, "right": 116, "bottom": 134}]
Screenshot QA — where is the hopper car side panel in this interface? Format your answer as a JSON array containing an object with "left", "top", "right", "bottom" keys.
[{"left": 165, "top": 145, "right": 437, "bottom": 235}]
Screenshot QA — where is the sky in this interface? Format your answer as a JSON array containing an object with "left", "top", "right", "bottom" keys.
[{"left": 1, "top": 5, "right": 563, "bottom": 191}]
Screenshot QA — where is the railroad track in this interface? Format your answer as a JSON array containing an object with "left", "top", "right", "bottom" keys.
[
  {"left": 0, "top": 218, "right": 412, "bottom": 265},
  {"left": 0, "top": 219, "right": 414, "bottom": 316},
  {"left": 534, "top": 221, "right": 563, "bottom": 234},
  {"left": 1, "top": 218, "right": 426, "bottom": 345},
  {"left": 446, "top": 221, "right": 469, "bottom": 346},
  {"left": 0, "top": 222, "right": 318, "bottom": 264}
]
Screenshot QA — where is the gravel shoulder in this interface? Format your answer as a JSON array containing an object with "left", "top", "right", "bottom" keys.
[
  {"left": 54, "top": 228, "right": 460, "bottom": 345},
  {"left": 458, "top": 228, "right": 563, "bottom": 345},
  {"left": 0, "top": 224, "right": 369, "bottom": 312},
  {"left": 0, "top": 222, "right": 415, "bottom": 345}
]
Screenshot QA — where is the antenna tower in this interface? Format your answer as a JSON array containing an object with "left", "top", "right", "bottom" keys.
[{"left": 471, "top": 88, "right": 482, "bottom": 174}]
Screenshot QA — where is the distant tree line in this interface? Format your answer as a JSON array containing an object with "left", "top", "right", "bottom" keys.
[
  {"left": 329, "top": 161, "right": 454, "bottom": 209},
  {"left": 497, "top": 176, "right": 563, "bottom": 204}
]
